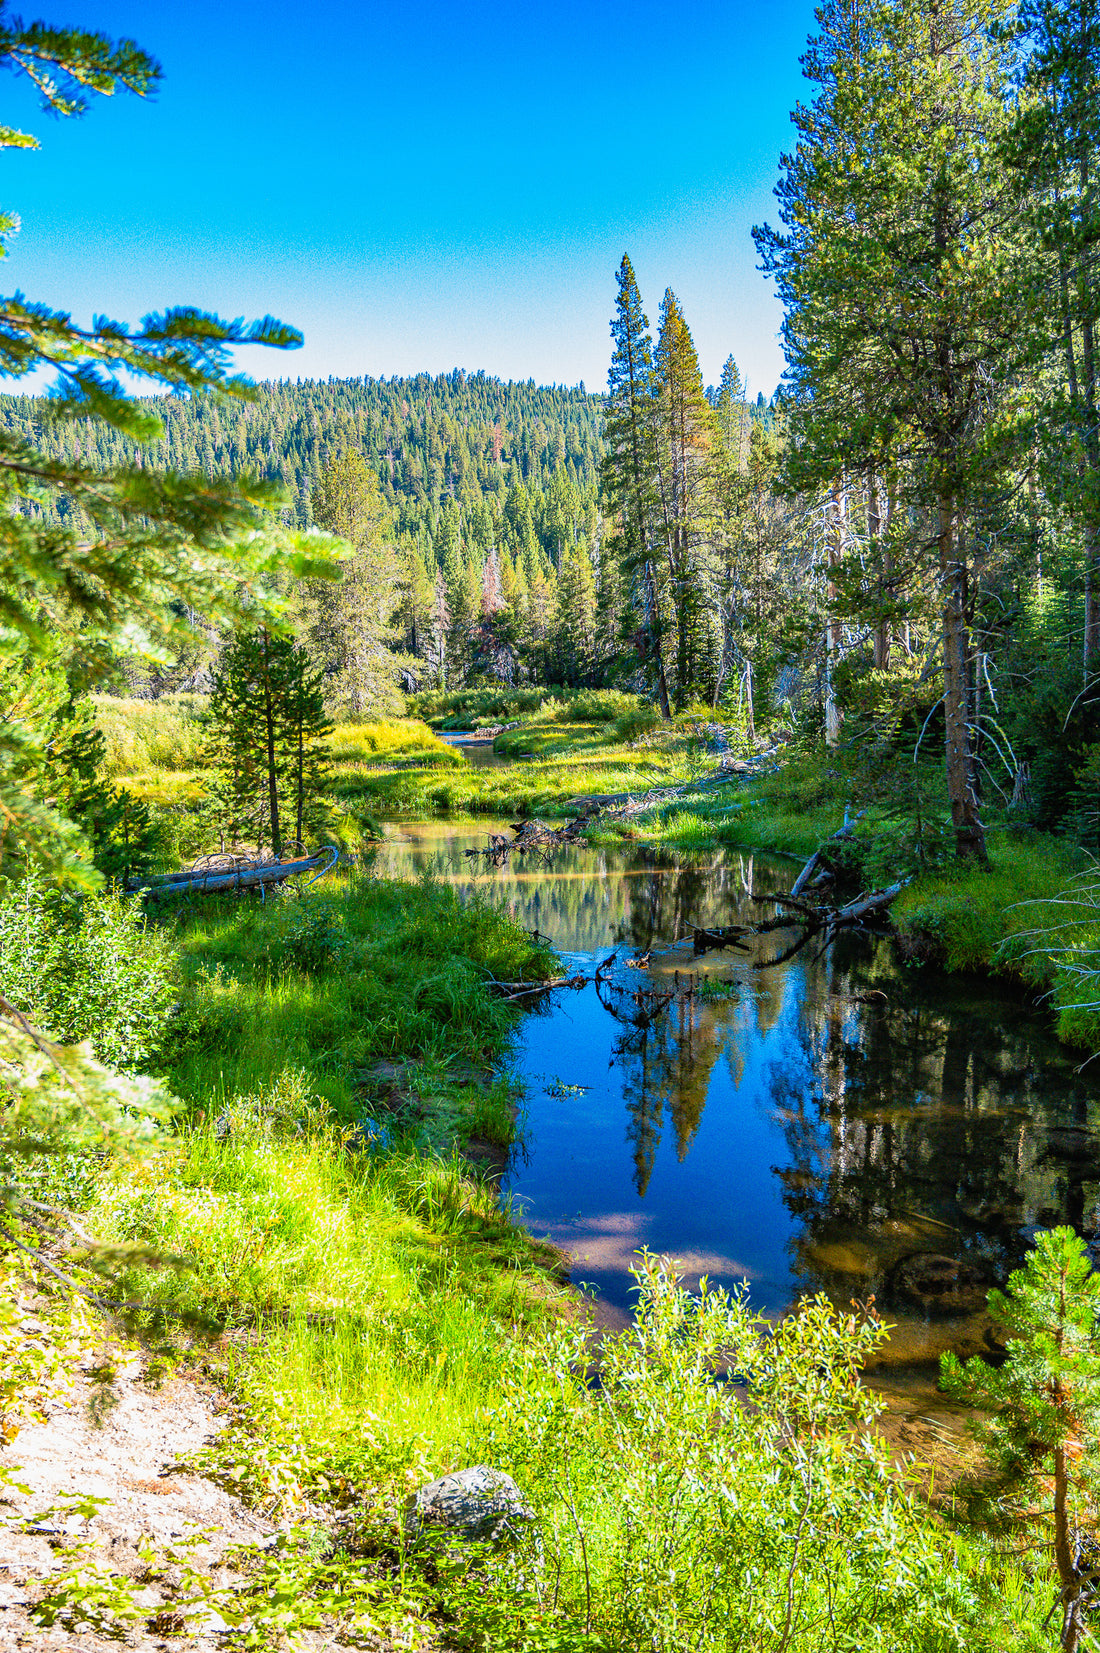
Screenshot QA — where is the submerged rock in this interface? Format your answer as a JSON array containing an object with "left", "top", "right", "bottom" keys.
[
  {"left": 405, "top": 1465, "right": 533, "bottom": 1544},
  {"left": 888, "top": 1251, "right": 993, "bottom": 1318}
]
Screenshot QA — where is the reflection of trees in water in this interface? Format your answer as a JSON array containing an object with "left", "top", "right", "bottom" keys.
[
  {"left": 605, "top": 985, "right": 722, "bottom": 1196},
  {"left": 432, "top": 843, "right": 768, "bottom": 958},
  {"left": 420, "top": 834, "right": 1100, "bottom": 1299},
  {"left": 768, "top": 941, "right": 1100, "bottom": 1300}
]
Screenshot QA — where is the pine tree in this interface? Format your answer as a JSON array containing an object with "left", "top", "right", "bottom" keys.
[
  {"left": 653, "top": 289, "right": 719, "bottom": 708},
  {"left": 202, "top": 630, "right": 330, "bottom": 858},
  {"left": 943, "top": 1228, "right": 1100, "bottom": 1653},
  {"left": 1012, "top": 0, "right": 1100, "bottom": 668},
  {"left": 602, "top": 255, "right": 672, "bottom": 717},
  {"left": 553, "top": 545, "right": 599, "bottom": 684},
  {"left": 755, "top": 0, "right": 1026, "bottom": 859},
  {"left": 304, "top": 451, "right": 403, "bottom": 715},
  {"left": 715, "top": 355, "right": 746, "bottom": 463},
  {"left": 0, "top": 10, "right": 314, "bottom": 877}
]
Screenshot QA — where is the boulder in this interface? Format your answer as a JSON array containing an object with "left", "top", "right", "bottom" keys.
[{"left": 405, "top": 1465, "right": 533, "bottom": 1545}]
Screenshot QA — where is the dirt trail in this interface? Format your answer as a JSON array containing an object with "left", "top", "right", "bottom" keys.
[{"left": 0, "top": 1359, "right": 274, "bottom": 1651}]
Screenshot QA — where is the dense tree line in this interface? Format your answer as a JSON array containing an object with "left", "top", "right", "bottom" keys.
[
  {"left": 751, "top": 0, "right": 1100, "bottom": 860},
  {"left": 597, "top": 0, "right": 1100, "bottom": 867}
]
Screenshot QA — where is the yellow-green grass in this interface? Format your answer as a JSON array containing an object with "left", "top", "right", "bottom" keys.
[
  {"left": 96, "top": 697, "right": 460, "bottom": 788},
  {"left": 162, "top": 866, "right": 554, "bottom": 1121},
  {"left": 325, "top": 717, "right": 462, "bottom": 766},
  {"left": 79, "top": 863, "right": 567, "bottom": 1485},
  {"left": 93, "top": 1076, "right": 565, "bottom": 1475},
  {"left": 93, "top": 692, "right": 207, "bottom": 776},
  {"left": 346, "top": 747, "right": 691, "bottom": 819}
]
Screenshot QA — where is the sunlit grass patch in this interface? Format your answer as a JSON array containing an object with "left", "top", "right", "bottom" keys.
[
  {"left": 162, "top": 868, "right": 555, "bottom": 1118},
  {"left": 327, "top": 717, "right": 461, "bottom": 765},
  {"left": 93, "top": 1081, "right": 564, "bottom": 1470},
  {"left": 94, "top": 692, "right": 206, "bottom": 776}
]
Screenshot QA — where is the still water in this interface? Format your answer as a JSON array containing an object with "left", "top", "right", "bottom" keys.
[{"left": 375, "top": 821, "right": 1100, "bottom": 1379}]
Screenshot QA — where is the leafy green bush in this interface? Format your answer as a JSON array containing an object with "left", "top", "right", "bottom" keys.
[
  {"left": 0, "top": 869, "right": 177, "bottom": 1071},
  {"left": 445, "top": 1256, "right": 1020, "bottom": 1651}
]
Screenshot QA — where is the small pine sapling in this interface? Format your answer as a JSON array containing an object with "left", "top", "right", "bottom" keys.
[{"left": 941, "top": 1227, "right": 1100, "bottom": 1652}]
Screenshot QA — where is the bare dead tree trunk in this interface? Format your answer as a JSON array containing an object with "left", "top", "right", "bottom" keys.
[
  {"left": 825, "top": 482, "right": 845, "bottom": 747},
  {"left": 744, "top": 660, "right": 755, "bottom": 742},
  {"left": 939, "top": 498, "right": 986, "bottom": 861},
  {"left": 868, "top": 471, "right": 890, "bottom": 671}
]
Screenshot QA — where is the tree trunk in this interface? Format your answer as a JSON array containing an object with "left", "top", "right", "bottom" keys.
[
  {"left": 825, "top": 482, "right": 845, "bottom": 747},
  {"left": 1055, "top": 1440, "right": 1080, "bottom": 1652},
  {"left": 868, "top": 471, "right": 890, "bottom": 670},
  {"left": 296, "top": 723, "right": 305, "bottom": 853},
  {"left": 260, "top": 631, "right": 282, "bottom": 859},
  {"left": 643, "top": 558, "right": 672, "bottom": 719},
  {"left": 939, "top": 498, "right": 986, "bottom": 861},
  {"left": 744, "top": 660, "right": 755, "bottom": 742}
]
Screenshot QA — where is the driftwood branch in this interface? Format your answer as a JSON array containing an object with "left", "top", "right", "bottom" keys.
[{"left": 790, "top": 812, "right": 867, "bottom": 898}]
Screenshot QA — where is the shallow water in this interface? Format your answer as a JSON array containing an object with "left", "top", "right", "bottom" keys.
[{"left": 375, "top": 821, "right": 1100, "bottom": 1385}]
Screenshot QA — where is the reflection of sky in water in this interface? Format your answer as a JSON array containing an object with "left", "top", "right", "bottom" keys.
[
  {"left": 515, "top": 970, "right": 813, "bottom": 1316},
  {"left": 380, "top": 822, "right": 1100, "bottom": 1343}
]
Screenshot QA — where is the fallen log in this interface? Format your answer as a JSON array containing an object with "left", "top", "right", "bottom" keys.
[
  {"left": 131, "top": 845, "right": 339, "bottom": 899},
  {"left": 826, "top": 881, "right": 905, "bottom": 928},
  {"left": 790, "top": 811, "right": 867, "bottom": 899},
  {"left": 692, "top": 925, "right": 751, "bottom": 956},
  {"left": 485, "top": 975, "right": 585, "bottom": 1001}
]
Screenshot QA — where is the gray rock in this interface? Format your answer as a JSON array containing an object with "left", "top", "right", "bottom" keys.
[{"left": 405, "top": 1465, "right": 533, "bottom": 1544}]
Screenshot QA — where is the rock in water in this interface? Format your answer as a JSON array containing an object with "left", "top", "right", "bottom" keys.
[
  {"left": 889, "top": 1252, "right": 991, "bottom": 1317},
  {"left": 406, "top": 1466, "right": 533, "bottom": 1544}
]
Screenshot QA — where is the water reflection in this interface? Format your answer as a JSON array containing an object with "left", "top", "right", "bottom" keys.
[{"left": 376, "top": 823, "right": 1100, "bottom": 1368}]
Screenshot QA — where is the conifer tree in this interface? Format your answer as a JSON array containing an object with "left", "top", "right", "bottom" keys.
[
  {"left": 304, "top": 451, "right": 402, "bottom": 715},
  {"left": 553, "top": 545, "right": 599, "bottom": 684},
  {"left": 603, "top": 255, "right": 672, "bottom": 717},
  {"left": 1012, "top": 0, "right": 1100, "bottom": 668},
  {"left": 715, "top": 355, "right": 746, "bottom": 463},
  {"left": 943, "top": 1228, "right": 1100, "bottom": 1653},
  {"left": 0, "top": 9, "right": 319, "bottom": 875},
  {"left": 202, "top": 630, "right": 330, "bottom": 858},
  {"left": 654, "top": 289, "right": 719, "bottom": 707}
]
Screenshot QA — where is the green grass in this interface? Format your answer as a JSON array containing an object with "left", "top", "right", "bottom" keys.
[
  {"left": 93, "top": 1085, "right": 563, "bottom": 1470},
  {"left": 408, "top": 685, "right": 555, "bottom": 729},
  {"left": 93, "top": 692, "right": 207, "bottom": 775},
  {"left": 161, "top": 867, "right": 554, "bottom": 1131}
]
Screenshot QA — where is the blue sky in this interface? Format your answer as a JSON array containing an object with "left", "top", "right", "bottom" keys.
[{"left": 3, "top": 0, "right": 818, "bottom": 396}]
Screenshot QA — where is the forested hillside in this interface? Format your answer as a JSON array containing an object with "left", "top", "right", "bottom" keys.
[{"left": 0, "top": 370, "right": 603, "bottom": 533}]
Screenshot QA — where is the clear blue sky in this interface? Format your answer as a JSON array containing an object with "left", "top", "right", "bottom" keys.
[{"left": 3, "top": 0, "right": 818, "bottom": 397}]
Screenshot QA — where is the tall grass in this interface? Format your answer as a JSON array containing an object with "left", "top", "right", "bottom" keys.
[
  {"left": 93, "top": 693, "right": 206, "bottom": 776},
  {"left": 325, "top": 717, "right": 461, "bottom": 765},
  {"left": 163, "top": 868, "right": 555, "bottom": 1120},
  {"left": 93, "top": 1075, "right": 564, "bottom": 1470}
]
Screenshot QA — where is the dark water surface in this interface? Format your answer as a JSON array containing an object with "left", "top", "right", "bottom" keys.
[{"left": 376, "top": 822, "right": 1100, "bottom": 1382}]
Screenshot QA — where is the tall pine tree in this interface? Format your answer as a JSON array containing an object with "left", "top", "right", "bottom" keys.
[{"left": 602, "top": 256, "right": 672, "bottom": 717}]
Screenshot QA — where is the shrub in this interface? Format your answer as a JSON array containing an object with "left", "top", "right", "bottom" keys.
[
  {"left": 0, "top": 869, "right": 177, "bottom": 1071},
  {"left": 460, "top": 1256, "right": 1003, "bottom": 1651}
]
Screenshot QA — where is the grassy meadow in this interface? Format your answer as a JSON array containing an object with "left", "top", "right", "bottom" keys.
[{"left": 0, "top": 688, "right": 1090, "bottom": 1647}]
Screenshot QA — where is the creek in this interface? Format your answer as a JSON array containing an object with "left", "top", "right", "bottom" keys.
[{"left": 374, "top": 820, "right": 1100, "bottom": 1411}]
